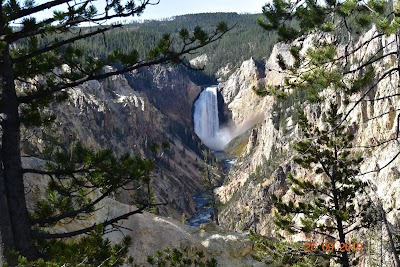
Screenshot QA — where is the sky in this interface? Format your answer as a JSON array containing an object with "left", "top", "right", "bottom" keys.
[{"left": 32, "top": 0, "right": 266, "bottom": 22}]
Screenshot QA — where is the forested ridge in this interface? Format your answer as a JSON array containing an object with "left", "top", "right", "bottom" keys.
[
  {"left": 5, "top": 0, "right": 400, "bottom": 263},
  {"left": 33, "top": 13, "right": 277, "bottom": 80},
  {"left": 0, "top": 0, "right": 238, "bottom": 264}
]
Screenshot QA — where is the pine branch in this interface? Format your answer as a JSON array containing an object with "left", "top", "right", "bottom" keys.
[
  {"left": 31, "top": 187, "right": 114, "bottom": 226},
  {"left": 334, "top": 32, "right": 384, "bottom": 62},
  {"left": 12, "top": 25, "right": 121, "bottom": 63},
  {"left": 22, "top": 167, "right": 88, "bottom": 175},
  {"left": 33, "top": 201, "right": 168, "bottom": 239},
  {"left": 7, "top": 0, "right": 71, "bottom": 21},
  {"left": 313, "top": 188, "right": 334, "bottom": 199},
  {"left": 319, "top": 161, "right": 333, "bottom": 180},
  {"left": 33, "top": 206, "right": 148, "bottom": 239},
  {"left": 7, "top": 0, "right": 152, "bottom": 43},
  {"left": 18, "top": 27, "right": 230, "bottom": 104}
]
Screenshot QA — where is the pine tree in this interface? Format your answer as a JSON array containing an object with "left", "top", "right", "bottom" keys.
[
  {"left": 256, "top": 0, "right": 400, "bottom": 112},
  {"left": 257, "top": 1, "right": 400, "bottom": 264},
  {"left": 256, "top": 0, "right": 400, "bottom": 142},
  {"left": 250, "top": 232, "right": 330, "bottom": 267},
  {"left": 0, "top": 0, "right": 229, "bottom": 265},
  {"left": 270, "top": 103, "right": 376, "bottom": 266},
  {"left": 146, "top": 246, "right": 218, "bottom": 267}
]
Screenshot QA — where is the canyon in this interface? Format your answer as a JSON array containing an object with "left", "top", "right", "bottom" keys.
[{"left": 20, "top": 15, "right": 400, "bottom": 266}]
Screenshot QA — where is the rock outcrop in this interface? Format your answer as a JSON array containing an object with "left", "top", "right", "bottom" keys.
[
  {"left": 217, "top": 27, "right": 400, "bottom": 265},
  {"left": 23, "top": 157, "right": 263, "bottom": 267},
  {"left": 22, "top": 65, "right": 206, "bottom": 219},
  {"left": 20, "top": 22, "right": 400, "bottom": 265},
  {"left": 190, "top": 54, "right": 209, "bottom": 69},
  {"left": 219, "top": 58, "right": 269, "bottom": 126}
]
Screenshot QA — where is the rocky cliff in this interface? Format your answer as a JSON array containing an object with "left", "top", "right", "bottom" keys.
[
  {"left": 20, "top": 23, "right": 400, "bottom": 265},
  {"left": 22, "top": 65, "right": 208, "bottom": 219},
  {"left": 217, "top": 27, "right": 400, "bottom": 265},
  {"left": 23, "top": 156, "right": 263, "bottom": 267}
]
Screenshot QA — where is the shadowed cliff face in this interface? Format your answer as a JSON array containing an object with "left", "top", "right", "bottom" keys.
[
  {"left": 124, "top": 65, "right": 202, "bottom": 126},
  {"left": 22, "top": 65, "right": 206, "bottom": 219}
]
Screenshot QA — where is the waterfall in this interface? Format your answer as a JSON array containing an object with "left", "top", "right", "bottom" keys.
[
  {"left": 194, "top": 86, "right": 219, "bottom": 141},
  {"left": 194, "top": 86, "right": 231, "bottom": 151}
]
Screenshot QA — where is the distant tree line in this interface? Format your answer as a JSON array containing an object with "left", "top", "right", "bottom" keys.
[{"left": 26, "top": 13, "right": 277, "bottom": 82}]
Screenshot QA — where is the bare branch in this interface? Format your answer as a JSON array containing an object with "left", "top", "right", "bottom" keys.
[
  {"left": 33, "top": 206, "right": 147, "bottom": 239},
  {"left": 8, "top": 0, "right": 71, "bottom": 21},
  {"left": 33, "top": 201, "right": 168, "bottom": 239},
  {"left": 358, "top": 149, "right": 400, "bottom": 175},
  {"left": 22, "top": 167, "right": 88, "bottom": 175},
  {"left": 342, "top": 67, "right": 399, "bottom": 123},
  {"left": 31, "top": 187, "right": 114, "bottom": 226},
  {"left": 12, "top": 25, "right": 121, "bottom": 64},
  {"left": 18, "top": 27, "right": 231, "bottom": 104},
  {"left": 344, "top": 51, "right": 397, "bottom": 75}
]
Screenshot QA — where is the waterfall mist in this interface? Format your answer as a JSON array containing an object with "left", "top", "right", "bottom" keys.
[{"left": 193, "top": 86, "right": 234, "bottom": 151}]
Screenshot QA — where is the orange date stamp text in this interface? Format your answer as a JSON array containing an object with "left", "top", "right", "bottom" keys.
[{"left": 304, "top": 241, "right": 363, "bottom": 253}]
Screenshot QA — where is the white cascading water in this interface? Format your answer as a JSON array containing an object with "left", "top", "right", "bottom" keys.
[{"left": 194, "top": 86, "right": 232, "bottom": 151}]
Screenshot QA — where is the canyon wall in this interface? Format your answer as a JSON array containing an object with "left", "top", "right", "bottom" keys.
[
  {"left": 22, "top": 65, "right": 207, "bottom": 219},
  {"left": 217, "top": 28, "right": 400, "bottom": 264},
  {"left": 20, "top": 24, "right": 400, "bottom": 265}
]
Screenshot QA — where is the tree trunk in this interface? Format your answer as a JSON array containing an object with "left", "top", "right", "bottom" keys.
[
  {"left": 336, "top": 216, "right": 350, "bottom": 267},
  {"left": 0, "top": 44, "right": 37, "bottom": 261},
  {"left": 331, "top": 145, "right": 350, "bottom": 267},
  {"left": 0, "top": 152, "right": 14, "bottom": 265}
]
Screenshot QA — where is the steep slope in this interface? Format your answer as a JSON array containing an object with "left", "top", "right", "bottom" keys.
[
  {"left": 22, "top": 156, "right": 264, "bottom": 267},
  {"left": 71, "top": 13, "right": 277, "bottom": 80},
  {"left": 22, "top": 65, "right": 207, "bottom": 219},
  {"left": 19, "top": 11, "right": 278, "bottom": 227},
  {"left": 124, "top": 65, "right": 201, "bottom": 126},
  {"left": 217, "top": 28, "right": 400, "bottom": 264}
]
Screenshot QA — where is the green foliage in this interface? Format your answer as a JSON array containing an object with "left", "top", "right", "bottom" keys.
[
  {"left": 250, "top": 231, "right": 330, "bottom": 266},
  {"left": 0, "top": 1, "right": 234, "bottom": 266},
  {"left": 258, "top": 0, "right": 396, "bottom": 109},
  {"left": 258, "top": 0, "right": 301, "bottom": 42},
  {"left": 271, "top": 103, "right": 377, "bottom": 266},
  {"left": 306, "top": 43, "right": 336, "bottom": 64},
  {"left": 253, "top": 83, "right": 287, "bottom": 99},
  {"left": 32, "top": 142, "right": 154, "bottom": 226},
  {"left": 5, "top": 228, "right": 133, "bottom": 266},
  {"left": 259, "top": 0, "right": 392, "bottom": 43},
  {"left": 48, "top": 13, "right": 277, "bottom": 81},
  {"left": 257, "top": 0, "right": 400, "bottom": 264},
  {"left": 226, "top": 138, "right": 248, "bottom": 157},
  {"left": 347, "top": 65, "right": 375, "bottom": 94},
  {"left": 256, "top": 41, "right": 346, "bottom": 105},
  {"left": 146, "top": 246, "right": 217, "bottom": 267},
  {"left": 270, "top": 87, "right": 313, "bottom": 132}
]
